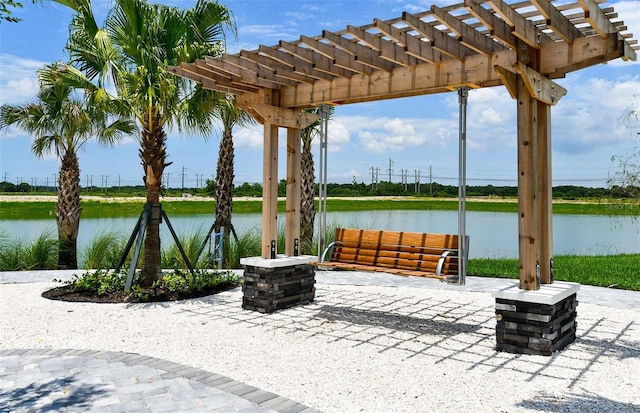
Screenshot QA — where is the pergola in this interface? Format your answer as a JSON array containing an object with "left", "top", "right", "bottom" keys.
[{"left": 170, "top": 0, "right": 637, "bottom": 291}]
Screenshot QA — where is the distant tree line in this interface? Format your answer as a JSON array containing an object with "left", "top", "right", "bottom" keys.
[
  {"left": 3, "top": 179, "right": 636, "bottom": 200},
  {"left": 203, "top": 180, "right": 637, "bottom": 200}
]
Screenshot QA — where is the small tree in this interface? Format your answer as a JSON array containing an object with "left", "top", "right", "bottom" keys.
[
  {"left": 0, "top": 63, "right": 133, "bottom": 268},
  {"left": 609, "top": 106, "right": 639, "bottom": 201},
  {"left": 212, "top": 93, "right": 255, "bottom": 266}
]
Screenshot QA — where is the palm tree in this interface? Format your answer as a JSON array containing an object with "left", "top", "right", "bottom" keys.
[
  {"left": 56, "top": 0, "right": 234, "bottom": 286},
  {"left": 300, "top": 105, "right": 334, "bottom": 254},
  {"left": 212, "top": 93, "right": 255, "bottom": 266},
  {"left": 0, "top": 62, "right": 134, "bottom": 268}
]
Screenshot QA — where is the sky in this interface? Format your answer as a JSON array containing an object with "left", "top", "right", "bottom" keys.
[{"left": 0, "top": 0, "right": 639, "bottom": 190}]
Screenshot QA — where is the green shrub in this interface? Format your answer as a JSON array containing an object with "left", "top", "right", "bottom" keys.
[
  {"left": 80, "top": 231, "right": 127, "bottom": 269},
  {"left": 0, "top": 231, "right": 57, "bottom": 271},
  {"left": 62, "top": 268, "right": 239, "bottom": 301}
]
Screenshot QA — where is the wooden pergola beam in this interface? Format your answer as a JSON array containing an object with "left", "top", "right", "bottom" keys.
[
  {"left": 486, "top": 0, "right": 552, "bottom": 47},
  {"left": 258, "top": 45, "right": 336, "bottom": 81},
  {"left": 464, "top": 0, "right": 518, "bottom": 48},
  {"left": 205, "top": 55, "right": 294, "bottom": 88},
  {"left": 373, "top": 18, "right": 445, "bottom": 64},
  {"left": 402, "top": 11, "right": 475, "bottom": 59},
  {"left": 300, "top": 35, "right": 375, "bottom": 75},
  {"left": 236, "top": 96, "right": 319, "bottom": 129},
  {"left": 346, "top": 24, "right": 421, "bottom": 67},
  {"left": 431, "top": 5, "right": 499, "bottom": 56},
  {"left": 540, "top": 33, "right": 636, "bottom": 76},
  {"left": 322, "top": 30, "right": 398, "bottom": 72},
  {"left": 239, "top": 50, "right": 319, "bottom": 83},
  {"left": 529, "top": 0, "right": 583, "bottom": 43},
  {"left": 578, "top": 0, "right": 618, "bottom": 39},
  {"left": 278, "top": 40, "right": 356, "bottom": 78}
]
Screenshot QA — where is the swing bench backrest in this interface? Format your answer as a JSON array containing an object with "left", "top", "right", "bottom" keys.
[{"left": 311, "top": 228, "right": 467, "bottom": 280}]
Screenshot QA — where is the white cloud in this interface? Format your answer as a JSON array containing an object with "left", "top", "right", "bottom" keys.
[
  {"left": 326, "top": 121, "right": 350, "bottom": 152},
  {"left": 0, "top": 53, "right": 45, "bottom": 105},
  {"left": 553, "top": 76, "right": 640, "bottom": 153},
  {"left": 232, "top": 125, "right": 263, "bottom": 150},
  {"left": 336, "top": 114, "right": 455, "bottom": 154}
]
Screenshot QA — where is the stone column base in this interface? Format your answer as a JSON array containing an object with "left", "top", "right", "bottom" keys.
[
  {"left": 491, "top": 281, "right": 580, "bottom": 356},
  {"left": 240, "top": 256, "right": 316, "bottom": 313}
]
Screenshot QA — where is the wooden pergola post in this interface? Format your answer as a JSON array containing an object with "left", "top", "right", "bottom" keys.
[
  {"left": 516, "top": 74, "right": 540, "bottom": 291},
  {"left": 285, "top": 128, "right": 302, "bottom": 256},
  {"left": 537, "top": 102, "right": 554, "bottom": 284},
  {"left": 262, "top": 123, "right": 279, "bottom": 259},
  {"left": 511, "top": 39, "right": 567, "bottom": 290}
]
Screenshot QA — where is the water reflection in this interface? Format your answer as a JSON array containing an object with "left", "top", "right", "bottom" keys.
[{"left": 1, "top": 210, "right": 638, "bottom": 259}]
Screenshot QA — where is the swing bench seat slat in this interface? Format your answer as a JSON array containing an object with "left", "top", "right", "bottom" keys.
[{"left": 310, "top": 228, "right": 467, "bottom": 280}]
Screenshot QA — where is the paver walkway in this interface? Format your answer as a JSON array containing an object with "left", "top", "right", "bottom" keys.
[{"left": 1, "top": 270, "right": 638, "bottom": 412}]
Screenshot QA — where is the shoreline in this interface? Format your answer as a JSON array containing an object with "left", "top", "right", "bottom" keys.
[{"left": 0, "top": 194, "right": 625, "bottom": 205}]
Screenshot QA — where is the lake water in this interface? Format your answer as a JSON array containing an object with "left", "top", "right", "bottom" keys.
[{"left": 1, "top": 210, "right": 638, "bottom": 259}]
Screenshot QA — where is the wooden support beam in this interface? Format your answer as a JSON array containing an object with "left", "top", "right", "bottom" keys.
[
  {"left": 529, "top": 0, "right": 583, "bottom": 44},
  {"left": 537, "top": 101, "right": 553, "bottom": 284},
  {"left": 578, "top": 0, "right": 618, "bottom": 39},
  {"left": 322, "top": 30, "right": 398, "bottom": 72},
  {"left": 300, "top": 35, "right": 375, "bottom": 75},
  {"left": 258, "top": 45, "right": 336, "bottom": 81},
  {"left": 168, "top": 65, "right": 254, "bottom": 94},
  {"left": 279, "top": 48, "right": 516, "bottom": 107},
  {"left": 515, "top": 63, "right": 567, "bottom": 106},
  {"left": 240, "top": 49, "right": 318, "bottom": 83},
  {"left": 464, "top": 0, "right": 518, "bottom": 48},
  {"left": 285, "top": 128, "right": 302, "bottom": 256},
  {"left": 262, "top": 123, "right": 279, "bottom": 259},
  {"left": 205, "top": 55, "right": 295, "bottom": 87},
  {"left": 431, "top": 5, "right": 499, "bottom": 56},
  {"left": 486, "top": 0, "right": 552, "bottom": 47},
  {"left": 278, "top": 40, "right": 356, "bottom": 78},
  {"left": 236, "top": 96, "right": 320, "bottom": 129},
  {"left": 540, "top": 33, "right": 636, "bottom": 76},
  {"left": 494, "top": 65, "right": 517, "bottom": 99},
  {"left": 402, "top": 11, "right": 475, "bottom": 59},
  {"left": 373, "top": 18, "right": 445, "bottom": 64},
  {"left": 517, "top": 74, "right": 540, "bottom": 291},
  {"left": 346, "top": 24, "right": 420, "bottom": 67}
]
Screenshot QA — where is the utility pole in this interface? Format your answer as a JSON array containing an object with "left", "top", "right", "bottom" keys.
[
  {"left": 3, "top": 172, "right": 8, "bottom": 182},
  {"left": 429, "top": 165, "right": 433, "bottom": 195},
  {"left": 401, "top": 169, "right": 408, "bottom": 191},
  {"left": 387, "top": 158, "right": 394, "bottom": 182},
  {"left": 180, "top": 166, "right": 187, "bottom": 193},
  {"left": 370, "top": 167, "right": 376, "bottom": 189},
  {"left": 90, "top": 175, "right": 93, "bottom": 192},
  {"left": 415, "top": 170, "right": 421, "bottom": 193}
]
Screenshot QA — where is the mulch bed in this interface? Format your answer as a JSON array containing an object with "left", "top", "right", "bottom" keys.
[{"left": 41, "top": 283, "right": 240, "bottom": 304}]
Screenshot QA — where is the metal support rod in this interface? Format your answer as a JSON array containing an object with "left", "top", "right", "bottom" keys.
[
  {"left": 162, "top": 209, "right": 195, "bottom": 275},
  {"left": 116, "top": 210, "right": 145, "bottom": 272},
  {"left": 317, "top": 104, "right": 330, "bottom": 259},
  {"left": 124, "top": 205, "right": 150, "bottom": 292},
  {"left": 457, "top": 87, "right": 469, "bottom": 286}
]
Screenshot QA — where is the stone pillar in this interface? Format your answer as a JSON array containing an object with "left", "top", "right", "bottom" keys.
[
  {"left": 492, "top": 281, "right": 579, "bottom": 356},
  {"left": 240, "top": 256, "right": 316, "bottom": 313}
]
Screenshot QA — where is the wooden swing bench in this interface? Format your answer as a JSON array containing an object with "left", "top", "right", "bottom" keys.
[{"left": 310, "top": 228, "right": 467, "bottom": 281}]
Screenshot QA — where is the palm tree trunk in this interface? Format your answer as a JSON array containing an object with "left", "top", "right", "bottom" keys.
[
  {"left": 214, "top": 127, "right": 235, "bottom": 267},
  {"left": 300, "top": 134, "right": 315, "bottom": 254},
  {"left": 139, "top": 119, "right": 169, "bottom": 287},
  {"left": 56, "top": 150, "right": 81, "bottom": 269}
]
